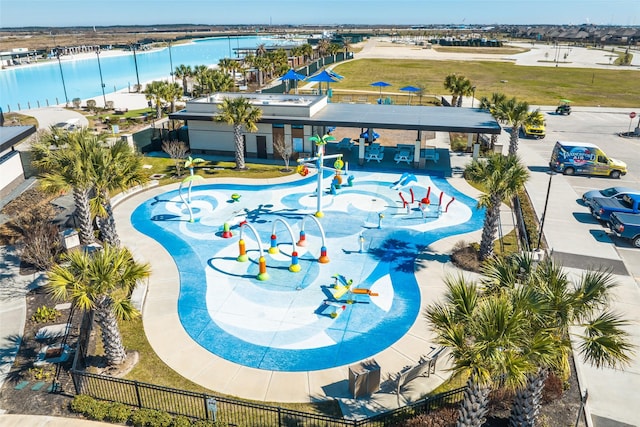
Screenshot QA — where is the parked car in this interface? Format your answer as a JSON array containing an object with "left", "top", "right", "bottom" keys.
[
  {"left": 582, "top": 186, "right": 640, "bottom": 209},
  {"left": 591, "top": 193, "right": 640, "bottom": 223},
  {"left": 522, "top": 122, "right": 546, "bottom": 139},
  {"left": 549, "top": 141, "right": 627, "bottom": 179},
  {"left": 609, "top": 212, "right": 640, "bottom": 248}
]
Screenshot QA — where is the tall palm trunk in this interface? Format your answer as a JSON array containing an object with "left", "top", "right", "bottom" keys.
[
  {"left": 94, "top": 296, "right": 127, "bottom": 365},
  {"left": 233, "top": 125, "right": 246, "bottom": 169},
  {"left": 74, "top": 187, "right": 95, "bottom": 245},
  {"left": 181, "top": 77, "right": 188, "bottom": 96},
  {"left": 457, "top": 375, "right": 491, "bottom": 427},
  {"left": 97, "top": 190, "right": 120, "bottom": 247},
  {"left": 479, "top": 194, "right": 502, "bottom": 260},
  {"left": 508, "top": 127, "right": 520, "bottom": 155},
  {"left": 509, "top": 369, "right": 548, "bottom": 427}
]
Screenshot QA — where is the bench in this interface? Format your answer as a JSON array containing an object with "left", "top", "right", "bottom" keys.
[
  {"left": 423, "top": 146, "right": 439, "bottom": 163},
  {"left": 337, "top": 137, "right": 355, "bottom": 150},
  {"left": 396, "top": 346, "right": 446, "bottom": 396},
  {"left": 394, "top": 150, "right": 414, "bottom": 164}
]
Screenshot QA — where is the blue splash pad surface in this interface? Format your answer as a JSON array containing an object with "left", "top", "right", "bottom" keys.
[{"left": 131, "top": 171, "right": 484, "bottom": 371}]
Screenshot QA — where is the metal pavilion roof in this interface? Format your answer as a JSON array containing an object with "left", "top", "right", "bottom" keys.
[{"left": 170, "top": 102, "right": 501, "bottom": 135}]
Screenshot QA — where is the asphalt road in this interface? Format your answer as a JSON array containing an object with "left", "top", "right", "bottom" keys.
[{"left": 525, "top": 106, "right": 640, "bottom": 270}]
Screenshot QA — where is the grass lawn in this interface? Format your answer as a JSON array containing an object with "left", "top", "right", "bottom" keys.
[
  {"left": 118, "top": 318, "right": 343, "bottom": 417},
  {"left": 140, "top": 155, "right": 294, "bottom": 186},
  {"left": 330, "top": 59, "right": 639, "bottom": 107}
]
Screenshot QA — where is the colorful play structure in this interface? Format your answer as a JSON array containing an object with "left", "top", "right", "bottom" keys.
[
  {"left": 322, "top": 274, "right": 378, "bottom": 319},
  {"left": 178, "top": 174, "right": 204, "bottom": 223},
  {"left": 397, "top": 181, "right": 455, "bottom": 219},
  {"left": 235, "top": 214, "right": 329, "bottom": 280},
  {"left": 391, "top": 172, "right": 418, "bottom": 190},
  {"left": 297, "top": 134, "right": 353, "bottom": 217}
]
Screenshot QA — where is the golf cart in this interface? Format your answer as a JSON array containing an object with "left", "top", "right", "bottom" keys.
[{"left": 556, "top": 99, "right": 572, "bottom": 115}]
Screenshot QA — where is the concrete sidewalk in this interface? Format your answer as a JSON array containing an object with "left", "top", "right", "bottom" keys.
[{"left": 0, "top": 414, "right": 114, "bottom": 426}]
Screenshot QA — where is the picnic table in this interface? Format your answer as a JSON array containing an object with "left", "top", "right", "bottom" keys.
[{"left": 365, "top": 144, "right": 385, "bottom": 162}]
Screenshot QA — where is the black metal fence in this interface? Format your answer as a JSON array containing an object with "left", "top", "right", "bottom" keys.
[{"left": 69, "top": 368, "right": 465, "bottom": 427}]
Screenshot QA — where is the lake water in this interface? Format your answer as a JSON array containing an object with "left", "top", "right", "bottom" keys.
[{"left": 0, "top": 36, "right": 281, "bottom": 111}]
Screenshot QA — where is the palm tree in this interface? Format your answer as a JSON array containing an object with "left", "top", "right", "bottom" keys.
[
  {"left": 174, "top": 64, "right": 192, "bottom": 96},
  {"left": 327, "top": 43, "right": 342, "bottom": 62},
  {"left": 479, "top": 92, "right": 507, "bottom": 150},
  {"left": 426, "top": 276, "right": 543, "bottom": 427},
  {"left": 300, "top": 43, "right": 313, "bottom": 63},
  {"left": 162, "top": 81, "right": 183, "bottom": 113},
  {"left": 144, "top": 80, "right": 167, "bottom": 119},
  {"left": 218, "top": 57, "right": 235, "bottom": 75},
  {"left": 492, "top": 97, "right": 544, "bottom": 155},
  {"left": 216, "top": 96, "right": 262, "bottom": 170},
  {"left": 465, "top": 154, "right": 529, "bottom": 261},
  {"left": 91, "top": 140, "right": 148, "bottom": 247},
  {"left": 317, "top": 39, "right": 330, "bottom": 66},
  {"left": 443, "top": 73, "right": 473, "bottom": 107},
  {"left": 47, "top": 245, "right": 150, "bottom": 366},
  {"left": 342, "top": 37, "right": 352, "bottom": 55},
  {"left": 255, "top": 43, "right": 267, "bottom": 57},
  {"left": 32, "top": 128, "right": 100, "bottom": 245},
  {"left": 481, "top": 254, "right": 634, "bottom": 427}
]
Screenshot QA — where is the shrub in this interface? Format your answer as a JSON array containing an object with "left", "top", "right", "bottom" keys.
[
  {"left": 72, "top": 98, "right": 82, "bottom": 109},
  {"left": 401, "top": 406, "right": 459, "bottom": 426},
  {"left": 69, "top": 395, "right": 108, "bottom": 421},
  {"left": 86, "top": 99, "right": 97, "bottom": 111},
  {"left": 27, "top": 365, "right": 55, "bottom": 381},
  {"left": 542, "top": 372, "right": 564, "bottom": 403},
  {"left": 31, "top": 305, "right": 61, "bottom": 323},
  {"left": 450, "top": 240, "right": 481, "bottom": 272},
  {"left": 105, "top": 401, "right": 131, "bottom": 423},
  {"left": 191, "top": 420, "right": 218, "bottom": 427},
  {"left": 170, "top": 415, "right": 192, "bottom": 427},
  {"left": 130, "top": 408, "right": 173, "bottom": 427}
]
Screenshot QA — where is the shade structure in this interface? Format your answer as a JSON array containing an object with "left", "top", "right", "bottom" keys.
[
  {"left": 280, "top": 69, "right": 306, "bottom": 94},
  {"left": 400, "top": 85, "right": 421, "bottom": 104},
  {"left": 370, "top": 81, "right": 392, "bottom": 100},
  {"left": 306, "top": 70, "right": 341, "bottom": 95},
  {"left": 280, "top": 69, "right": 306, "bottom": 81},
  {"left": 327, "top": 69, "right": 344, "bottom": 80}
]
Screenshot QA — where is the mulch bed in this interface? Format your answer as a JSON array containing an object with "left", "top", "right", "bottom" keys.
[{"left": 0, "top": 284, "right": 82, "bottom": 417}]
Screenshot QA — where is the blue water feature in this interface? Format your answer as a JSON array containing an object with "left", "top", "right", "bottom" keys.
[
  {"left": 0, "top": 36, "right": 282, "bottom": 111},
  {"left": 130, "top": 171, "right": 485, "bottom": 372}
]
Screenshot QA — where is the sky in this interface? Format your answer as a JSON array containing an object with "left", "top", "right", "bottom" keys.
[{"left": 0, "top": 0, "right": 638, "bottom": 28}]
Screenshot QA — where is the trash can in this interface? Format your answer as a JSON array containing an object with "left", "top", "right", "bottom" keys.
[{"left": 348, "top": 359, "right": 381, "bottom": 398}]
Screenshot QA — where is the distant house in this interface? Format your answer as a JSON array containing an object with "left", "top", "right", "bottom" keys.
[{"left": 0, "top": 125, "right": 36, "bottom": 199}]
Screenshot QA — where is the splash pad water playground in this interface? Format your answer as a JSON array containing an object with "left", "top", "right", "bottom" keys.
[{"left": 131, "top": 170, "right": 484, "bottom": 372}]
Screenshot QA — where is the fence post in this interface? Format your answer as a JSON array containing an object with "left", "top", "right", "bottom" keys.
[
  {"left": 203, "top": 394, "right": 210, "bottom": 420},
  {"left": 134, "top": 380, "right": 142, "bottom": 408},
  {"left": 277, "top": 407, "right": 282, "bottom": 426}
]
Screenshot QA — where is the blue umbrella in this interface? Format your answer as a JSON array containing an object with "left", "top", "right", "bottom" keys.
[
  {"left": 280, "top": 69, "right": 306, "bottom": 94},
  {"left": 306, "top": 70, "right": 340, "bottom": 95},
  {"left": 370, "top": 81, "right": 391, "bottom": 97},
  {"left": 400, "top": 85, "right": 421, "bottom": 104}
]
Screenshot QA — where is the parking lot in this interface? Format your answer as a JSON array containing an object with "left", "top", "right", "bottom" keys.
[{"left": 519, "top": 106, "right": 640, "bottom": 273}]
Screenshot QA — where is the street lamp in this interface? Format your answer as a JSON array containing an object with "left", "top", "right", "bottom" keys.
[
  {"left": 131, "top": 44, "right": 141, "bottom": 92},
  {"left": 168, "top": 40, "right": 174, "bottom": 83},
  {"left": 96, "top": 49, "right": 107, "bottom": 108},
  {"left": 55, "top": 47, "right": 69, "bottom": 107},
  {"left": 536, "top": 170, "right": 556, "bottom": 250}
]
